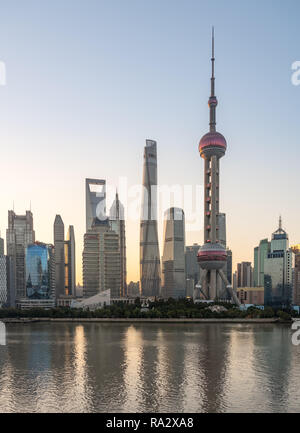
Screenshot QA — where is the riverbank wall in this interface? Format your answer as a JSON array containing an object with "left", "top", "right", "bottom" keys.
[{"left": 1, "top": 317, "right": 281, "bottom": 324}]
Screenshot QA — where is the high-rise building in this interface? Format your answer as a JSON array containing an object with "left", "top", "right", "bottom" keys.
[
  {"left": 0, "top": 255, "right": 7, "bottom": 307},
  {"left": 226, "top": 249, "right": 232, "bottom": 285},
  {"left": 6, "top": 210, "right": 35, "bottom": 300},
  {"left": 292, "top": 245, "right": 300, "bottom": 305},
  {"left": 103, "top": 230, "right": 121, "bottom": 298},
  {"left": 83, "top": 219, "right": 109, "bottom": 298},
  {"left": 25, "top": 242, "right": 55, "bottom": 300},
  {"left": 162, "top": 208, "right": 186, "bottom": 299},
  {"left": 0, "top": 236, "right": 4, "bottom": 255},
  {"left": 215, "top": 213, "right": 232, "bottom": 298},
  {"left": 127, "top": 281, "right": 140, "bottom": 297},
  {"left": 65, "top": 225, "right": 76, "bottom": 296},
  {"left": 185, "top": 244, "right": 201, "bottom": 285},
  {"left": 86, "top": 178, "right": 106, "bottom": 231},
  {"left": 196, "top": 30, "right": 239, "bottom": 305},
  {"left": 110, "top": 191, "right": 127, "bottom": 296},
  {"left": 6, "top": 256, "right": 15, "bottom": 307},
  {"left": 54, "top": 215, "right": 65, "bottom": 298},
  {"left": 236, "top": 262, "right": 253, "bottom": 287},
  {"left": 54, "top": 216, "right": 76, "bottom": 299},
  {"left": 0, "top": 235, "right": 6, "bottom": 306},
  {"left": 140, "top": 139, "right": 161, "bottom": 297},
  {"left": 253, "top": 239, "right": 270, "bottom": 287},
  {"left": 83, "top": 217, "right": 121, "bottom": 298},
  {"left": 264, "top": 217, "right": 293, "bottom": 307}
]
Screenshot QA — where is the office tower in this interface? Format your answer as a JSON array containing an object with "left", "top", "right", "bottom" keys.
[
  {"left": 236, "top": 262, "right": 253, "bottom": 287},
  {"left": 54, "top": 215, "right": 65, "bottom": 298},
  {"left": 25, "top": 242, "right": 55, "bottom": 300},
  {"left": 185, "top": 244, "right": 201, "bottom": 284},
  {"left": 6, "top": 210, "right": 35, "bottom": 300},
  {"left": 226, "top": 249, "right": 232, "bottom": 284},
  {"left": 83, "top": 215, "right": 121, "bottom": 298},
  {"left": 292, "top": 245, "right": 300, "bottom": 305},
  {"left": 0, "top": 236, "right": 4, "bottom": 255},
  {"left": 216, "top": 213, "right": 232, "bottom": 298},
  {"left": 233, "top": 271, "right": 237, "bottom": 290},
  {"left": 140, "top": 139, "right": 161, "bottom": 297},
  {"left": 110, "top": 191, "right": 127, "bottom": 296},
  {"left": 103, "top": 230, "right": 121, "bottom": 297},
  {"left": 54, "top": 216, "right": 76, "bottom": 299},
  {"left": 196, "top": 31, "right": 239, "bottom": 305},
  {"left": 127, "top": 281, "right": 140, "bottom": 297},
  {"left": 161, "top": 208, "right": 186, "bottom": 299},
  {"left": 186, "top": 278, "right": 195, "bottom": 298},
  {"left": 0, "top": 234, "right": 6, "bottom": 306},
  {"left": 86, "top": 178, "right": 106, "bottom": 231},
  {"left": 65, "top": 225, "right": 76, "bottom": 296},
  {"left": 6, "top": 256, "right": 15, "bottom": 307},
  {"left": 83, "top": 219, "right": 109, "bottom": 298},
  {"left": 253, "top": 238, "right": 270, "bottom": 287},
  {"left": 0, "top": 255, "right": 7, "bottom": 307},
  {"left": 264, "top": 217, "right": 292, "bottom": 307}
]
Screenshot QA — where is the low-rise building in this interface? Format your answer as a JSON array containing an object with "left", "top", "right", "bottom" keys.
[{"left": 236, "top": 286, "right": 264, "bottom": 305}]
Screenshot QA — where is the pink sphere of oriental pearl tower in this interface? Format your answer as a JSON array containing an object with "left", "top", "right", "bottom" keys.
[{"left": 196, "top": 28, "right": 240, "bottom": 305}]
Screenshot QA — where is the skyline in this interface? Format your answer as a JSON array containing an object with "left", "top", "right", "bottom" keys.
[{"left": 0, "top": 0, "right": 300, "bottom": 284}]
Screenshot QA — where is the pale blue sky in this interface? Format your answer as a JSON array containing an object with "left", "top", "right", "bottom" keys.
[{"left": 0, "top": 0, "right": 299, "bottom": 281}]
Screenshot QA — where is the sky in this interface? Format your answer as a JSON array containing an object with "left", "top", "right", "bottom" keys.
[{"left": 0, "top": 0, "right": 300, "bottom": 284}]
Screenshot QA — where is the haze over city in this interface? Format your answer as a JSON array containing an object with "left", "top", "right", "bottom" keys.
[{"left": 0, "top": 0, "right": 300, "bottom": 284}]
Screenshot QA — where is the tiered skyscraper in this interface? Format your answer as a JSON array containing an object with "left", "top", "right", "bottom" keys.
[
  {"left": 162, "top": 208, "right": 186, "bottom": 299},
  {"left": 140, "top": 139, "right": 161, "bottom": 297},
  {"left": 196, "top": 30, "right": 239, "bottom": 305}
]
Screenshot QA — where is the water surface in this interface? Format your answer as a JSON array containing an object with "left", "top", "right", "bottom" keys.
[{"left": 0, "top": 322, "right": 298, "bottom": 413}]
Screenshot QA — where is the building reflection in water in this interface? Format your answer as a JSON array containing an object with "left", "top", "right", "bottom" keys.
[
  {"left": 251, "top": 324, "right": 292, "bottom": 413},
  {"left": 1, "top": 323, "right": 300, "bottom": 412}
]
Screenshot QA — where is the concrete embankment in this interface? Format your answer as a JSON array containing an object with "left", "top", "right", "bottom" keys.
[{"left": 1, "top": 317, "right": 280, "bottom": 324}]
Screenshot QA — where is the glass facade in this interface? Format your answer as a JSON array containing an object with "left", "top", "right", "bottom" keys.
[{"left": 26, "top": 243, "right": 53, "bottom": 299}]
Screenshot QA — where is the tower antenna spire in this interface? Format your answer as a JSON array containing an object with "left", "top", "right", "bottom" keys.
[
  {"left": 279, "top": 215, "right": 282, "bottom": 230},
  {"left": 209, "top": 26, "right": 217, "bottom": 132},
  {"left": 211, "top": 26, "right": 215, "bottom": 95}
]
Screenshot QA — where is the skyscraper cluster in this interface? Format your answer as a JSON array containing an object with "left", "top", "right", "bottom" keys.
[
  {"left": 1, "top": 32, "right": 300, "bottom": 311},
  {"left": 0, "top": 209, "right": 77, "bottom": 309}
]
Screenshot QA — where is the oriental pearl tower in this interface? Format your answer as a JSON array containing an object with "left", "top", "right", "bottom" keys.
[{"left": 196, "top": 29, "right": 240, "bottom": 305}]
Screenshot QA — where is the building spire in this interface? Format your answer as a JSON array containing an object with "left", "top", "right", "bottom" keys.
[
  {"left": 211, "top": 26, "right": 215, "bottom": 96},
  {"left": 279, "top": 215, "right": 282, "bottom": 230},
  {"left": 209, "top": 26, "right": 218, "bottom": 132}
]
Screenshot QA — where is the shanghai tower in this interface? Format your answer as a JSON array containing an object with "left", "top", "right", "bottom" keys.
[
  {"left": 196, "top": 29, "right": 240, "bottom": 305},
  {"left": 140, "top": 139, "right": 161, "bottom": 297}
]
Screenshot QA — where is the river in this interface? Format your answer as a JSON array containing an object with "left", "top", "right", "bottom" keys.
[{"left": 0, "top": 322, "right": 299, "bottom": 413}]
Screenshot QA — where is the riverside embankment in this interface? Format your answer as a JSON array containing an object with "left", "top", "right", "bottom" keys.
[{"left": 0, "top": 317, "right": 281, "bottom": 324}]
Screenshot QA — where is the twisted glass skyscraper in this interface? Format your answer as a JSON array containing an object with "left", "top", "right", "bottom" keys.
[{"left": 140, "top": 139, "right": 161, "bottom": 297}]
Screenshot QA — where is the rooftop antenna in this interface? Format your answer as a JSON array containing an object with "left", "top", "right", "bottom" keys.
[{"left": 209, "top": 26, "right": 217, "bottom": 132}]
